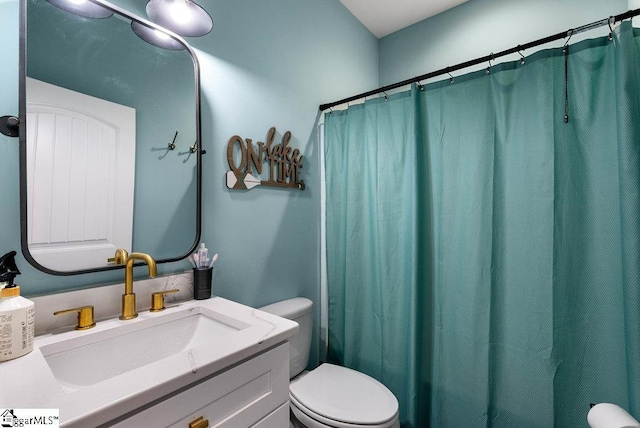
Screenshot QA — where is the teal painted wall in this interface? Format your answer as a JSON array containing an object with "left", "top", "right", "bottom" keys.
[
  {"left": 379, "top": 0, "right": 629, "bottom": 86},
  {"left": 0, "top": 0, "right": 378, "bottom": 366}
]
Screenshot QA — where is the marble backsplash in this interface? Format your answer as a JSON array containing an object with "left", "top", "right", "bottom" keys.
[{"left": 31, "top": 271, "right": 194, "bottom": 335}]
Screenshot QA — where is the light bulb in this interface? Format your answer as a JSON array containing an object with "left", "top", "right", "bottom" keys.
[
  {"left": 68, "top": 0, "right": 86, "bottom": 4},
  {"left": 170, "top": 0, "right": 192, "bottom": 24},
  {"left": 146, "top": 0, "right": 213, "bottom": 37}
]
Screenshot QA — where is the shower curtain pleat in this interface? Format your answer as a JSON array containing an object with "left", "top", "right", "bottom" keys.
[{"left": 324, "top": 23, "right": 640, "bottom": 428}]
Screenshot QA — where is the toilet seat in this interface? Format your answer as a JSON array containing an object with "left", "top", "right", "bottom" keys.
[
  {"left": 291, "top": 394, "right": 398, "bottom": 428},
  {"left": 289, "top": 363, "right": 399, "bottom": 428}
]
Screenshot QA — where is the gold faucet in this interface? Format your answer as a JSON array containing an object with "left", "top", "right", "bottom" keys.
[{"left": 119, "top": 252, "right": 157, "bottom": 320}]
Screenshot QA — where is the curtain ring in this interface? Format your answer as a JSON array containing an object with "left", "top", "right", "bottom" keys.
[
  {"left": 447, "top": 72, "right": 455, "bottom": 84},
  {"left": 329, "top": 107, "right": 334, "bottom": 115},
  {"left": 486, "top": 53, "right": 494, "bottom": 74},
  {"left": 563, "top": 29, "right": 573, "bottom": 53},
  {"left": 608, "top": 16, "right": 615, "bottom": 41},
  {"left": 518, "top": 50, "right": 525, "bottom": 65},
  {"left": 383, "top": 91, "right": 389, "bottom": 101},
  {"left": 416, "top": 81, "right": 424, "bottom": 91}
]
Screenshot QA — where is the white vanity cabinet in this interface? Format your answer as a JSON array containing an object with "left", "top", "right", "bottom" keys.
[{"left": 109, "top": 343, "right": 290, "bottom": 427}]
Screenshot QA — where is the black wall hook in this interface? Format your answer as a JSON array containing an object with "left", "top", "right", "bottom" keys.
[
  {"left": 190, "top": 142, "right": 206, "bottom": 155},
  {"left": 0, "top": 116, "right": 19, "bottom": 137},
  {"left": 168, "top": 130, "right": 178, "bottom": 150}
]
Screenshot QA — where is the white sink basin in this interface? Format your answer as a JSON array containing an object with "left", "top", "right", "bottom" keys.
[{"left": 40, "top": 306, "right": 249, "bottom": 392}]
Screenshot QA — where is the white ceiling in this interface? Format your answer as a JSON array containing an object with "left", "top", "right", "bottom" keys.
[{"left": 340, "top": 0, "right": 469, "bottom": 39}]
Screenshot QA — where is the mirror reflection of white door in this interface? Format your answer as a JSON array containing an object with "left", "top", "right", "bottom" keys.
[{"left": 26, "top": 77, "right": 135, "bottom": 271}]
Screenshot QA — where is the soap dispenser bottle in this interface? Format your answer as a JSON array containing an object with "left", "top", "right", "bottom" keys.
[{"left": 0, "top": 251, "right": 35, "bottom": 361}]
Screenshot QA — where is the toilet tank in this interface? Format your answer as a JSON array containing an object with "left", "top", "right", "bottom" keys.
[{"left": 259, "top": 297, "right": 313, "bottom": 379}]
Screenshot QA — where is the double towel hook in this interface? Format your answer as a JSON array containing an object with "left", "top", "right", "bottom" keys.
[{"left": 157, "top": 130, "right": 206, "bottom": 160}]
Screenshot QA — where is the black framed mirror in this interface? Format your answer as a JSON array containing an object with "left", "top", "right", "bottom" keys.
[{"left": 19, "top": 0, "right": 202, "bottom": 275}]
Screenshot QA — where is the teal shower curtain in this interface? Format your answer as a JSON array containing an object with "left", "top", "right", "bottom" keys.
[{"left": 324, "top": 23, "right": 640, "bottom": 428}]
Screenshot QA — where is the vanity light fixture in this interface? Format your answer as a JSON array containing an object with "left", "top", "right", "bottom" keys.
[
  {"left": 145, "top": 0, "right": 213, "bottom": 37},
  {"left": 131, "top": 21, "right": 186, "bottom": 50},
  {"left": 45, "top": 0, "right": 113, "bottom": 19}
]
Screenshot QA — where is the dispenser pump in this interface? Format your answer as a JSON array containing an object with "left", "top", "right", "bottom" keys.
[{"left": 0, "top": 250, "right": 21, "bottom": 293}]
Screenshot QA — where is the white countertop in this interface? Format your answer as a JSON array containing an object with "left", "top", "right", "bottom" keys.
[{"left": 0, "top": 297, "right": 298, "bottom": 427}]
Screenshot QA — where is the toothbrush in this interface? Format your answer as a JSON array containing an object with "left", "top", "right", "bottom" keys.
[
  {"left": 188, "top": 254, "right": 197, "bottom": 268},
  {"left": 208, "top": 253, "right": 218, "bottom": 268},
  {"left": 192, "top": 253, "right": 199, "bottom": 268}
]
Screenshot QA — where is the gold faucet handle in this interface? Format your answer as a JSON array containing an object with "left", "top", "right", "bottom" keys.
[
  {"left": 53, "top": 305, "right": 96, "bottom": 330},
  {"left": 150, "top": 289, "right": 179, "bottom": 312},
  {"left": 108, "top": 248, "right": 129, "bottom": 265}
]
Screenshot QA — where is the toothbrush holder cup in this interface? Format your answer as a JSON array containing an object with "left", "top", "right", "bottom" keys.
[{"left": 193, "top": 267, "right": 213, "bottom": 300}]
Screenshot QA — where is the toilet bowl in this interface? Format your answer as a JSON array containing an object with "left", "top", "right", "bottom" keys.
[{"left": 259, "top": 298, "right": 400, "bottom": 428}]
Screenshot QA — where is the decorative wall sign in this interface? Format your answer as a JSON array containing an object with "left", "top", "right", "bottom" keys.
[{"left": 225, "top": 127, "right": 305, "bottom": 191}]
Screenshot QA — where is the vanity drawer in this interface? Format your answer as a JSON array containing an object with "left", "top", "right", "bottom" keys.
[{"left": 110, "top": 343, "right": 289, "bottom": 427}]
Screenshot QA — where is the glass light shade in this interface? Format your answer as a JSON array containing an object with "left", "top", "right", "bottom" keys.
[
  {"left": 131, "top": 21, "right": 187, "bottom": 50},
  {"left": 146, "top": 0, "right": 213, "bottom": 37},
  {"left": 45, "top": 0, "right": 113, "bottom": 18}
]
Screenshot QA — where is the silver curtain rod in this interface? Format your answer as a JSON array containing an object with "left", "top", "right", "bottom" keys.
[{"left": 319, "top": 8, "right": 640, "bottom": 111}]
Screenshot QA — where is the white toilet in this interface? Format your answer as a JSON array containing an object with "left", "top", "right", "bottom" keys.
[{"left": 259, "top": 297, "right": 400, "bottom": 428}]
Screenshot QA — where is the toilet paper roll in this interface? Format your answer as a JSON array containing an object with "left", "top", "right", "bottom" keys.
[{"left": 588, "top": 403, "right": 640, "bottom": 428}]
